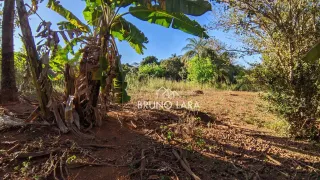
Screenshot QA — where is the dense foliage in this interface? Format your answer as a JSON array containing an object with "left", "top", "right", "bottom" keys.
[
  {"left": 212, "top": 0, "right": 320, "bottom": 138},
  {"left": 187, "top": 57, "right": 214, "bottom": 84},
  {"left": 126, "top": 38, "right": 253, "bottom": 90},
  {"left": 140, "top": 56, "right": 159, "bottom": 66},
  {"left": 138, "top": 63, "right": 166, "bottom": 78}
]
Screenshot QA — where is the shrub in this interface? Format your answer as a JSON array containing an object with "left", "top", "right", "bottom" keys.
[
  {"left": 257, "top": 58, "right": 320, "bottom": 139},
  {"left": 138, "top": 63, "right": 166, "bottom": 78},
  {"left": 140, "top": 56, "right": 159, "bottom": 66},
  {"left": 187, "top": 57, "right": 214, "bottom": 84},
  {"left": 160, "top": 56, "right": 184, "bottom": 81}
]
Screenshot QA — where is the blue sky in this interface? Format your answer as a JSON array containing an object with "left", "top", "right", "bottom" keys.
[{"left": 14, "top": 0, "right": 260, "bottom": 66}]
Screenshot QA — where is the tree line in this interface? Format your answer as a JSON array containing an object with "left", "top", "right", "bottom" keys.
[{"left": 123, "top": 37, "right": 258, "bottom": 91}]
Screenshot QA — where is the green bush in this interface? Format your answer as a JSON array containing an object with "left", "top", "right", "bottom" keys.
[
  {"left": 233, "top": 69, "right": 262, "bottom": 92},
  {"left": 160, "top": 55, "right": 184, "bottom": 81},
  {"left": 187, "top": 57, "right": 214, "bottom": 84},
  {"left": 257, "top": 58, "right": 320, "bottom": 139},
  {"left": 140, "top": 56, "right": 159, "bottom": 66},
  {"left": 138, "top": 63, "right": 166, "bottom": 78}
]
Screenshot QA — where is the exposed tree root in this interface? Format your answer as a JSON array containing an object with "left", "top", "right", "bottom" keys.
[{"left": 68, "top": 123, "right": 95, "bottom": 140}]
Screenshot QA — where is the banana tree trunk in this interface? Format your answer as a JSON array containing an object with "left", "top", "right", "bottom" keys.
[
  {"left": 1, "top": 0, "right": 18, "bottom": 102},
  {"left": 64, "top": 64, "right": 75, "bottom": 98},
  {"left": 74, "top": 47, "right": 101, "bottom": 127},
  {"left": 16, "top": 0, "right": 50, "bottom": 117},
  {"left": 74, "top": 33, "right": 116, "bottom": 127}
]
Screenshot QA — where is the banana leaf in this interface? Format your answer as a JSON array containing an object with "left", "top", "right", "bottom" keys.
[
  {"left": 83, "top": 0, "right": 103, "bottom": 26},
  {"left": 129, "top": 6, "right": 209, "bottom": 38},
  {"left": 47, "top": 0, "right": 90, "bottom": 32},
  {"left": 110, "top": 0, "right": 212, "bottom": 16},
  {"left": 111, "top": 17, "right": 148, "bottom": 54},
  {"left": 158, "top": 0, "right": 212, "bottom": 16},
  {"left": 113, "top": 56, "right": 131, "bottom": 103}
]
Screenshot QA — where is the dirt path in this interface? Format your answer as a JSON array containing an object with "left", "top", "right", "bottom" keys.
[{"left": 0, "top": 91, "right": 320, "bottom": 179}]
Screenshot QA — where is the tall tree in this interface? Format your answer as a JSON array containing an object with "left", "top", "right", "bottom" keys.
[
  {"left": 211, "top": 0, "right": 320, "bottom": 137},
  {"left": 140, "top": 56, "right": 159, "bottom": 66},
  {"left": 182, "top": 38, "right": 215, "bottom": 61},
  {"left": 1, "top": 0, "right": 18, "bottom": 102},
  {"left": 182, "top": 38, "right": 208, "bottom": 60},
  {"left": 160, "top": 54, "right": 184, "bottom": 81},
  {"left": 16, "top": 0, "right": 51, "bottom": 117}
]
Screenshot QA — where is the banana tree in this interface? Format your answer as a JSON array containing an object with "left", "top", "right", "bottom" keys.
[
  {"left": 22, "top": 0, "right": 212, "bottom": 132},
  {"left": 79, "top": 0, "right": 211, "bottom": 102}
]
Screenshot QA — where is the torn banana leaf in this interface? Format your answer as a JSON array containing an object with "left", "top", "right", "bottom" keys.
[{"left": 113, "top": 56, "right": 131, "bottom": 103}]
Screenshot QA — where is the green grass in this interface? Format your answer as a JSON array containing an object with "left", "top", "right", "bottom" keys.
[
  {"left": 126, "top": 76, "right": 214, "bottom": 92},
  {"left": 264, "top": 119, "right": 290, "bottom": 136},
  {"left": 127, "top": 76, "right": 291, "bottom": 136},
  {"left": 244, "top": 116, "right": 290, "bottom": 136}
]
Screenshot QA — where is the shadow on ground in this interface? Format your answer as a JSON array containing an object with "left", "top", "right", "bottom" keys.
[{"left": 0, "top": 104, "right": 319, "bottom": 180}]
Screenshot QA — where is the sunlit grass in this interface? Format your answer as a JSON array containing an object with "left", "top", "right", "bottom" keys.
[
  {"left": 126, "top": 76, "right": 213, "bottom": 92},
  {"left": 127, "top": 77, "right": 290, "bottom": 136}
]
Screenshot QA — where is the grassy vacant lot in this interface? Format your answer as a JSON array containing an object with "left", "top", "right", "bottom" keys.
[
  {"left": 126, "top": 88, "right": 319, "bottom": 179},
  {"left": 130, "top": 88, "right": 289, "bottom": 136},
  {"left": 0, "top": 84, "right": 319, "bottom": 179}
]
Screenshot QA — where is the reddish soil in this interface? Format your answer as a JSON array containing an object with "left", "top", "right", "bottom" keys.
[
  {"left": 0, "top": 97, "right": 38, "bottom": 119},
  {"left": 0, "top": 91, "right": 320, "bottom": 180}
]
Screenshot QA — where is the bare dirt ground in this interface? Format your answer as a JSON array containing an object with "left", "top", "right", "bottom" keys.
[{"left": 0, "top": 91, "right": 320, "bottom": 180}]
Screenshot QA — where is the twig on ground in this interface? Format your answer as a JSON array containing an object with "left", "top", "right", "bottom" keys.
[
  {"left": 291, "top": 158, "right": 320, "bottom": 172},
  {"left": 162, "top": 161, "right": 180, "bottom": 180},
  {"left": 15, "top": 148, "right": 60, "bottom": 159},
  {"left": 144, "top": 129, "right": 154, "bottom": 136},
  {"left": 231, "top": 162, "right": 249, "bottom": 180},
  {"left": 6, "top": 144, "right": 20, "bottom": 154},
  {"left": 1, "top": 140, "right": 19, "bottom": 145},
  {"left": 67, "top": 162, "right": 128, "bottom": 168},
  {"left": 116, "top": 114, "right": 123, "bottom": 128},
  {"left": 68, "top": 156, "right": 146, "bottom": 169},
  {"left": 179, "top": 149, "right": 190, "bottom": 169},
  {"left": 131, "top": 120, "right": 137, "bottom": 129},
  {"left": 60, "top": 151, "right": 67, "bottom": 180},
  {"left": 266, "top": 155, "right": 282, "bottom": 166},
  {"left": 53, "top": 161, "right": 59, "bottom": 180},
  {"left": 44, "top": 153, "right": 56, "bottom": 177},
  {"left": 129, "top": 168, "right": 170, "bottom": 176},
  {"left": 25, "top": 106, "right": 40, "bottom": 122},
  {"left": 140, "top": 149, "right": 146, "bottom": 180},
  {"left": 172, "top": 149, "right": 200, "bottom": 180},
  {"left": 79, "top": 143, "right": 117, "bottom": 149}
]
